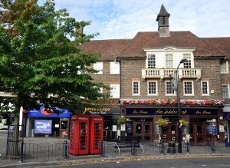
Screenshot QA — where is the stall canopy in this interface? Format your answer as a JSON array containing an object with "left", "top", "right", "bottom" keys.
[{"left": 27, "top": 106, "right": 71, "bottom": 118}]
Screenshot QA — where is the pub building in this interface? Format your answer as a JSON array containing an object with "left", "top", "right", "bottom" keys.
[
  {"left": 122, "top": 99, "right": 224, "bottom": 144},
  {"left": 79, "top": 4, "right": 230, "bottom": 145}
]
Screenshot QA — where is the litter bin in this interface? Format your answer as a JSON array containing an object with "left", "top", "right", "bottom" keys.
[{"left": 167, "top": 141, "right": 176, "bottom": 154}]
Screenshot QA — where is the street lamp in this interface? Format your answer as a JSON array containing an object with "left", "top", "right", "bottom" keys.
[{"left": 176, "top": 58, "right": 187, "bottom": 153}]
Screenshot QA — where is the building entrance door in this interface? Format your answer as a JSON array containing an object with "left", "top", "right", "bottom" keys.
[
  {"left": 190, "top": 119, "right": 207, "bottom": 144},
  {"left": 133, "top": 119, "right": 153, "bottom": 141}
]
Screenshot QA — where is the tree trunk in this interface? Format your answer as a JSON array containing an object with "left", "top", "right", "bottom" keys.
[{"left": 7, "top": 114, "right": 21, "bottom": 158}]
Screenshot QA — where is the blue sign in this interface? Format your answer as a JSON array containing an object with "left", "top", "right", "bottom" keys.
[
  {"left": 125, "top": 107, "right": 218, "bottom": 116},
  {"left": 27, "top": 106, "right": 71, "bottom": 118},
  {"left": 206, "top": 122, "right": 217, "bottom": 135},
  {"left": 34, "top": 120, "right": 52, "bottom": 134}
]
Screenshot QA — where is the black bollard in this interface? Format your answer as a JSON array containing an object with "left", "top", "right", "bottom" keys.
[
  {"left": 63, "top": 140, "right": 68, "bottom": 159},
  {"left": 160, "top": 140, "right": 164, "bottom": 155},
  {"left": 131, "top": 140, "right": 136, "bottom": 155},
  {"left": 101, "top": 141, "right": 105, "bottom": 157},
  {"left": 20, "top": 140, "right": 24, "bottom": 163}
]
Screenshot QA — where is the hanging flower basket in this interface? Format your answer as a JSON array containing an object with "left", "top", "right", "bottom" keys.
[
  {"left": 179, "top": 119, "right": 188, "bottom": 127},
  {"left": 156, "top": 118, "right": 168, "bottom": 127},
  {"left": 117, "top": 116, "right": 127, "bottom": 125}
]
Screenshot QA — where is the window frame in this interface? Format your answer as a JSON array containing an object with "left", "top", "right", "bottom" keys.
[
  {"left": 93, "top": 62, "right": 103, "bottom": 74},
  {"left": 183, "top": 54, "right": 192, "bottom": 68},
  {"left": 165, "top": 54, "right": 173, "bottom": 68},
  {"left": 132, "top": 81, "right": 140, "bottom": 96},
  {"left": 221, "top": 84, "right": 230, "bottom": 98},
  {"left": 110, "top": 61, "right": 120, "bottom": 74},
  {"left": 110, "top": 84, "right": 120, "bottom": 98},
  {"left": 147, "top": 54, "right": 156, "bottom": 69},
  {"left": 201, "top": 81, "right": 210, "bottom": 96},
  {"left": 147, "top": 80, "right": 158, "bottom": 96},
  {"left": 183, "top": 80, "right": 194, "bottom": 96},
  {"left": 220, "top": 60, "right": 229, "bottom": 74},
  {"left": 165, "top": 80, "right": 176, "bottom": 96}
]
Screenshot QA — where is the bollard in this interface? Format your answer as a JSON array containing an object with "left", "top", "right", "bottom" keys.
[
  {"left": 160, "top": 140, "right": 164, "bottom": 155},
  {"left": 20, "top": 140, "right": 24, "bottom": 163},
  {"left": 63, "top": 140, "right": 68, "bottom": 159},
  {"left": 131, "top": 140, "right": 136, "bottom": 155},
  {"left": 100, "top": 141, "right": 105, "bottom": 157}
]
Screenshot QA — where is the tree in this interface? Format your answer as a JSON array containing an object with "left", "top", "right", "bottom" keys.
[
  {"left": 0, "top": 0, "right": 107, "bottom": 140},
  {"left": 0, "top": 0, "right": 106, "bottom": 112}
]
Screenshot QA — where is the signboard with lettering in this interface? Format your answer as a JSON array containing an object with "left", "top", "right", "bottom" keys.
[
  {"left": 206, "top": 122, "right": 217, "bottom": 135},
  {"left": 34, "top": 120, "right": 52, "bottom": 134},
  {"left": 126, "top": 107, "right": 218, "bottom": 116}
]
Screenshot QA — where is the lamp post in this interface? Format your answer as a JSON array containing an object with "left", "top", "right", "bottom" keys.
[{"left": 176, "top": 58, "right": 187, "bottom": 153}]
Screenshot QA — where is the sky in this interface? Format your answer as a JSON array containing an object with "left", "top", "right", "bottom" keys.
[{"left": 39, "top": 0, "right": 230, "bottom": 40}]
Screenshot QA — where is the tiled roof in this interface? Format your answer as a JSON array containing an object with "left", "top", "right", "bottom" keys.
[
  {"left": 79, "top": 39, "right": 130, "bottom": 61},
  {"left": 79, "top": 31, "right": 228, "bottom": 60},
  {"left": 201, "top": 37, "right": 230, "bottom": 59},
  {"left": 120, "top": 31, "right": 225, "bottom": 57}
]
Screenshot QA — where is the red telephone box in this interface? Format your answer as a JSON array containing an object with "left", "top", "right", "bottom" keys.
[
  {"left": 89, "top": 115, "right": 104, "bottom": 154},
  {"left": 69, "top": 114, "right": 90, "bottom": 155}
]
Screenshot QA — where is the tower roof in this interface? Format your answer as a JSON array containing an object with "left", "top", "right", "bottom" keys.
[{"left": 156, "top": 4, "right": 170, "bottom": 21}]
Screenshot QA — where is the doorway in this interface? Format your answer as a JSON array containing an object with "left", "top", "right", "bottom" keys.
[
  {"left": 133, "top": 118, "right": 153, "bottom": 141},
  {"left": 190, "top": 119, "right": 207, "bottom": 144}
]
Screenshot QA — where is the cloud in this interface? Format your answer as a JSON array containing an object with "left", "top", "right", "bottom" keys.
[{"left": 40, "top": 0, "right": 230, "bottom": 39}]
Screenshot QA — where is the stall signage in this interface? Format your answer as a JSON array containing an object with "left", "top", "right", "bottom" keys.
[
  {"left": 126, "top": 107, "right": 218, "bottom": 116},
  {"left": 34, "top": 120, "right": 52, "bottom": 134},
  {"left": 83, "top": 107, "right": 110, "bottom": 114}
]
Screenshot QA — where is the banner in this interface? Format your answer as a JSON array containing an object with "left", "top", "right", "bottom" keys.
[{"left": 34, "top": 120, "right": 52, "bottom": 134}]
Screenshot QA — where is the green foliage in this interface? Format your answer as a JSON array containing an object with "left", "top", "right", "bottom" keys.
[
  {"left": 179, "top": 119, "right": 188, "bottom": 127},
  {"left": 0, "top": 0, "right": 107, "bottom": 113},
  {"left": 117, "top": 116, "right": 127, "bottom": 125},
  {"left": 156, "top": 118, "right": 168, "bottom": 127}
]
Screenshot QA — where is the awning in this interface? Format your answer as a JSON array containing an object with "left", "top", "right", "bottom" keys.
[{"left": 27, "top": 106, "right": 71, "bottom": 118}]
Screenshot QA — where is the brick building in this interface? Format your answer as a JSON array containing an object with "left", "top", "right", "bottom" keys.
[{"left": 80, "top": 5, "right": 230, "bottom": 144}]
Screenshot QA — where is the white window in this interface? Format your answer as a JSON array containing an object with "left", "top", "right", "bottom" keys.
[
  {"left": 98, "top": 87, "right": 103, "bottom": 94},
  {"left": 183, "top": 81, "right": 194, "bottom": 95},
  {"left": 201, "top": 81, "right": 209, "bottom": 96},
  {"left": 183, "top": 54, "right": 191, "bottom": 68},
  {"left": 93, "top": 62, "right": 103, "bottom": 74},
  {"left": 221, "top": 84, "right": 230, "bottom": 98},
  {"left": 148, "top": 81, "right": 157, "bottom": 95},
  {"left": 147, "top": 54, "right": 156, "bottom": 69},
  {"left": 165, "top": 81, "right": 175, "bottom": 95},
  {"left": 166, "top": 54, "right": 173, "bottom": 68},
  {"left": 110, "top": 62, "right": 120, "bottom": 74},
  {"left": 220, "top": 60, "right": 229, "bottom": 74},
  {"left": 132, "top": 81, "right": 140, "bottom": 95},
  {"left": 110, "top": 84, "right": 120, "bottom": 98}
]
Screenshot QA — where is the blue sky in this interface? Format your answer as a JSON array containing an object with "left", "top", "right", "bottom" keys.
[{"left": 39, "top": 0, "right": 230, "bottom": 40}]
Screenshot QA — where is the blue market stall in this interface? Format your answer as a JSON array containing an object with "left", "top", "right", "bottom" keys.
[{"left": 25, "top": 106, "right": 71, "bottom": 138}]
